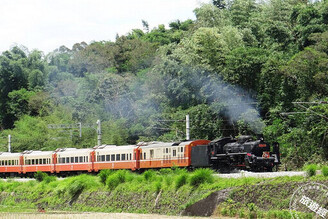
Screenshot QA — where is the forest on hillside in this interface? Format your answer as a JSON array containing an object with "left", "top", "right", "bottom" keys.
[{"left": 0, "top": 0, "right": 328, "bottom": 168}]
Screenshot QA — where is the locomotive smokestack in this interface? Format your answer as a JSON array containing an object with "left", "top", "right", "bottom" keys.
[{"left": 257, "top": 134, "right": 264, "bottom": 141}]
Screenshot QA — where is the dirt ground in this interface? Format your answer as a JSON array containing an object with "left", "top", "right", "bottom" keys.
[{"left": 0, "top": 212, "right": 235, "bottom": 219}]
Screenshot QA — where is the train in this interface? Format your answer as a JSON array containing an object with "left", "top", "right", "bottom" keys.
[{"left": 0, "top": 136, "right": 280, "bottom": 177}]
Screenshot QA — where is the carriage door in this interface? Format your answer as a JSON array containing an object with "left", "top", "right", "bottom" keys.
[
  {"left": 134, "top": 148, "right": 140, "bottom": 170},
  {"left": 149, "top": 149, "right": 154, "bottom": 167}
]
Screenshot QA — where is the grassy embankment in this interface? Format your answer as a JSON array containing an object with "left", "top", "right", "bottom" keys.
[
  {"left": 0, "top": 167, "right": 327, "bottom": 218},
  {"left": 217, "top": 165, "right": 328, "bottom": 218}
]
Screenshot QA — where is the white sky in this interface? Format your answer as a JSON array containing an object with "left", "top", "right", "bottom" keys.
[{"left": 0, "top": 0, "right": 210, "bottom": 54}]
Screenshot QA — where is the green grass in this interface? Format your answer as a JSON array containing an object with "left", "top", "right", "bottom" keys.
[
  {"left": 304, "top": 164, "right": 317, "bottom": 177},
  {"left": 322, "top": 165, "right": 328, "bottom": 177},
  {"left": 0, "top": 168, "right": 326, "bottom": 216}
]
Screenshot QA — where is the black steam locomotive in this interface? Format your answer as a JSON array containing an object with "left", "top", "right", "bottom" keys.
[{"left": 191, "top": 135, "right": 280, "bottom": 172}]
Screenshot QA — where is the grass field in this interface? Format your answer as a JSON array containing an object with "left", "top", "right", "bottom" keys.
[{"left": 0, "top": 168, "right": 327, "bottom": 218}]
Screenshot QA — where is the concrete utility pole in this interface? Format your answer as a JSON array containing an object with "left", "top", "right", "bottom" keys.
[
  {"left": 97, "top": 120, "right": 102, "bottom": 146},
  {"left": 8, "top": 135, "right": 11, "bottom": 153},
  {"left": 186, "top": 114, "right": 190, "bottom": 140}
]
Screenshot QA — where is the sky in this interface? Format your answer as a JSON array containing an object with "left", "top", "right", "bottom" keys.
[{"left": 0, "top": 0, "right": 210, "bottom": 54}]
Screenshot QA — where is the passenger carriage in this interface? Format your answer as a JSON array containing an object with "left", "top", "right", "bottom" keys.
[
  {"left": 138, "top": 140, "right": 211, "bottom": 169},
  {"left": 55, "top": 148, "right": 93, "bottom": 173},
  {"left": 0, "top": 152, "right": 21, "bottom": 174},
  {"left": 93, "top": 145, "right": 138, "bottom": 171},
  {"left": 22, "top": 151, "right": 54, "bottom": 174}
]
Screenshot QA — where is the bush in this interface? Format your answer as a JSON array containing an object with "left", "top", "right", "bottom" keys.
[
  {"left": 189, "top": 168, "right": 214, "bottom": 187},
  {"left": 152, "top": 180, "right": 162, "bottom": 193},
  {"left": 175, "top": 173, "right": 188, "bottom": 190},
  {"left": 322, "top": 166, "right": 328, "bottom": 177},
  {"left": 98, "top": 169, "right": 113, "bottom": 185},
  {"left": 34, "top": 171, "right": 48, "bottom": 182},
  {"left": 43, "top": 175, "right": 57, "bottom": 184},
  {"left": 106, "top": 170, "right": 132, "bottom": 190},
  {"left": 304, "top": 164, "right": 317, "bottom": 177},
  {"left": 68, "top": 180, "right": 85, "bottom": 198},
  {"left": 106, "top": 174, "right": 120, "bottom": 190},
  {"left": 67, "top": 174, "right": 100, "bottom": 197},
  {"left": 143, "top": 170, "right": 155, "bottom": 181}
]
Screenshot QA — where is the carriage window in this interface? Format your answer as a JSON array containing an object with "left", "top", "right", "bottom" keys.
[
  {"left": 75, "top": 157, "right": 78, "bottom": 163},
  {"left": 173, "top": 149, "right": 176, "bottom": 157},
  {"left": 43, "top": 159, "right": 46, "bottom": 164},
  {"left": 106, "top": 155, "right": 110, "bottom": 161},
  {"left": 65, "top": 157, "right": 68, "bottom": 163},
  {"left": 181, "top": 147, "right": 184, "bottom": 152},
  {"left": 130, "top": 153, "right": 132, "bottom": 160},
  {"left": 150, "top": 150, "right": 154, "bottom": 159},
  {"left": 111, "top": 154, "right": 115, "bottom": 161},
  {"left": 140, "top": 153, "right": 143, "bottom": 160},
  {"left": 69, "top": 157, "right": 73, "bottom": 163},
  {"left": 86, "top": 156, "right": 88, "bottom": 162},
  {"left": 144, "top": 152, "right": 146, "bottom": 160},
  {"left": 79, "top": 156, "right": 83, "bottom": 162},
  {"left": 116, "top": 154, "right": 120, "bottom": 161},
  {"left": 166, "top": 148, "right": 168, "bottom": 153},
  {"left": 122, "top": 154, "right": 126, "bottom": 161}
]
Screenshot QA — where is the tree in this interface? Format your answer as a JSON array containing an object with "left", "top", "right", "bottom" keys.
[
  {"left": 213, "top": 0, "right": 226, "bottom": 9},
  {"left": 223, "top": 47, "right": 267, "bottom": 92}
]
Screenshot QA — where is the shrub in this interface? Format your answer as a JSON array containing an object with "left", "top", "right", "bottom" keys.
[
  {"left": 67, "top": 174, "right": 100, "bottom": 197},
  {"left": 68, "top": 180, "right": 85, "bottom": 198},
  {"left": 98, "top": 169, "right": 113, "bottom": 185},
  {"left": 175, "top": 173, "right": 188, "bottom": 190},
  {"left": 43, "top": 175, "right": 57, "bottom": 184},
  {"left": 304, "top": 164, "right": 317, "bottom": 177},
  {"left": 106, "top": 174, "right": 120, "bottom": 190},
  {"left": 189, "top": 168, "right": 214, "bottom": 187},
  {"left": 153, "top": 181, "right": 162, "bottom": 193},
  {"left": 159, "top": 168, "right": 173, "bottom": 175},
  {"left": 105, "top": 170, "right": 131, "bottom": 190},
  {"left": 322, "top": 166, "right": 328, "bottom": 177},
  {"left": 34, "top": 171, "right": 48, "bottom": 182},
  {"left": 143, "top": 170, "right": 155, "bottom": 181}
]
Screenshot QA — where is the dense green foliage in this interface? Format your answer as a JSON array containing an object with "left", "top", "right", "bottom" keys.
[{"left": 0, "top": 0, "right": 328, "bottom": 168}]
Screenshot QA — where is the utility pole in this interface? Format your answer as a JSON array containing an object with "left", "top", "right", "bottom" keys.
[
  {"left": 8, "top": 135, "right": 11, "bottom": 153},
  {"left": 186, "top": 114, "right": 190, "bottom": 140},
  {"left": 97, "top": 120, "right": 102, "bottom": 146}
]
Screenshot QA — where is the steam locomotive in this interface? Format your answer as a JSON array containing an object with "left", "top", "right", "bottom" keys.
[
  {"left": 202, "top": 135, "right": 280, "bottom": 172},
  {"left": 0, "top": 135, "right": 280, "bottom": 177}
]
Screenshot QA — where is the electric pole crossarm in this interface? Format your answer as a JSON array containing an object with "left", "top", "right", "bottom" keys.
[{"left": 293, "top": 102, "right": 328, "bottom": 121}]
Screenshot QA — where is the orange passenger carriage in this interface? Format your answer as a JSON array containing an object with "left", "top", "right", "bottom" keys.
[
  {"left": 22, "top": 151, "right": 54, "bottom": 174},
  {"left": 93, "top": 145, "right": 138, "bottom": 171},
  {"left": 138, "top": 140, "right": 211, "bottom": 169},
  {"left": 0, "top": 152, "right": 22, "bottom": 175},
  {"left": 55, "top": 148, "right": 93, "bottom": 173}
]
